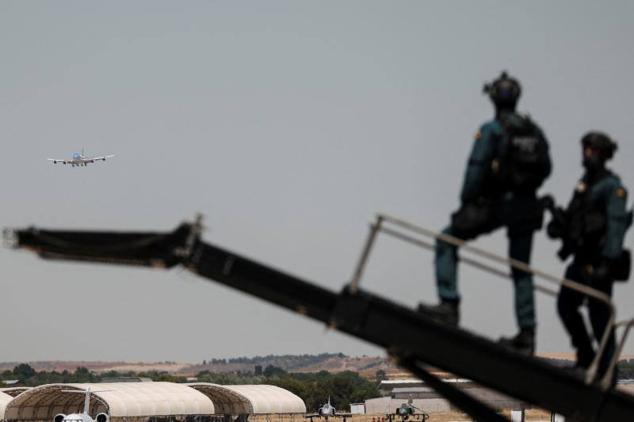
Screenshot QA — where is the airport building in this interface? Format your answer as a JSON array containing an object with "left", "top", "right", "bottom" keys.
[
  {"left": 0, "top": 383, "right": 306, "bottom": 422},
  {"left": 370, "top": 378, "right": 524, "bottom": 414}
]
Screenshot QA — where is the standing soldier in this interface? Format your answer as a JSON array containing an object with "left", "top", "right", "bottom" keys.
[
  {"left": 423, "top": 72, "right": 552, "bottom": 355},
  {"left": 548, "top": 132, "right": 632, "bottom": 379}
]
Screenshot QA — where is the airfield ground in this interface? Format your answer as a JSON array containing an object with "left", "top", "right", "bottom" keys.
[{"left": 290, "top": 410, "right": 553, "bottom": 422}]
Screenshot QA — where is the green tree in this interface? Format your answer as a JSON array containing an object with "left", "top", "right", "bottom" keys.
[
  {"left": 263, "top": 365, "right": 286, "bottom": 377},
  {"left": 73, "top": 367, "right": 95, "bottom": 383},
  {"left": 13, "top": 364, "right": 36, "bottom": 381}
]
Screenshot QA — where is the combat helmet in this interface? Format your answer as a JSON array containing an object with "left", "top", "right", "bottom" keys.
[
  {"left": 581, "top": 131, "right": 618, "bottom": 161},
  {"left": 483, "top": 71, "right": 521, "bottom": 110}
]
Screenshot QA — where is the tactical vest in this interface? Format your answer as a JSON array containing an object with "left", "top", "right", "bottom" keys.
[
  {"left": 565, "top": 178, "right": 608, "bottom": 258},
  {"left": 554, "top": 171, "right": 633, "bottom": 280}
]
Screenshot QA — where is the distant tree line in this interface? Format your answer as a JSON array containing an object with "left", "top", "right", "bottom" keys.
[
  {"left": 202, "top": 353, "right": 347, "bottom": 370},
  {"left": 1, "top": 364, "right": 101, "bottom": 385},
  {"left": 196, "top": 366, "right": 378, "bottom": 411}
]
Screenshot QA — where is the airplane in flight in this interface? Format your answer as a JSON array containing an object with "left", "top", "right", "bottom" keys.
[
  {"left": 48, "top": 150, "right": 115, "bottom": 167},
  {"left": 54, "top": 388, "right": 109, "bottom": 422},
  {"left": 305, "top": 397, "right": 352, "bottom": 421}
]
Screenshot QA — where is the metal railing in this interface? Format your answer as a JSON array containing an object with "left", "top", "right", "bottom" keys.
[
  {"left": 604, "top": 318, "right": 634, "bottom": 387},
  {"left": 349, "top": 213, "right": 628, "bottom": 389}
]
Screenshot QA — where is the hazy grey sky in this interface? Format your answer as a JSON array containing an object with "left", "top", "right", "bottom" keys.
[{"left": 1, "top": 1, "right": 633, "bottom": 363}]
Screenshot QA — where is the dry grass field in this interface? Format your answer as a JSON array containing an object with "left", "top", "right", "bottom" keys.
[
  {"left": 352, "top": 411, "right": 552, "bottom": 422},
  {"left": 251, "top": 409, "right": 553, "bottom": 422}
]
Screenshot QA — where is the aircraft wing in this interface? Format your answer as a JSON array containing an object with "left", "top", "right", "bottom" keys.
[
  {"left": 304, "top": 414, "right": 319, "bottom": 419},
  {"left": 90, "top": 154, "right": 115, "bottom": 162},
  {"left": 47, "top": 158, "right": 70, "bottom": 164}
]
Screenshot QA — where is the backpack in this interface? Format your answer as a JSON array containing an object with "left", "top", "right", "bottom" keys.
[{"left": 492, "top": 114, "right": 551, "bottom": 193}]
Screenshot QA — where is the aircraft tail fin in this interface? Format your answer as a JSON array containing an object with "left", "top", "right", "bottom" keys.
[{"left": 83, "top": 389, "right": 91, "bottom": 415}]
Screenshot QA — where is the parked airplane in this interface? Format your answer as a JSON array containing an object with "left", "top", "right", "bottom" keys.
[
  {"left": 53, "top": 388, "right": 109, "bottom": 422},
  {"left": 305, "top": 397, "right": 352, "bottom": 421},
  {"left": 48, "top": 150, "right": 114, "bottom": 167},
  {"left": 386, "top": 399, "right": 429, "bottom": 422}
]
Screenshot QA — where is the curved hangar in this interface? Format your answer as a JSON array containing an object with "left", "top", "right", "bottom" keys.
[
  {"left": 4, "top": 383, "right": 215, "bottom": 422},
  {"left": 188, "top": 384, "right": 306, "bottom": 415},
  {"left": 1, "top": 390, "right": 15, "bottom": 422},
  {"left": 0, "top": 389, "right": 31, "bottom": 398}
]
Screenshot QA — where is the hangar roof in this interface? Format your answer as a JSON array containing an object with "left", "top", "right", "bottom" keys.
[
  {"left": 186, "top": 384, "right": 251, "bottom": 415},
  {"left": 4, "top": 383, "right": 215, "bottom": 420},
  {"left": 0, "top": 389, "right": 31, "bottom": 398},
  {"left": 1, "top": 391, "right": 14, "bottom": 420},
  {"left": 188, "top": 384, "right": 306, "bottom": 414}
]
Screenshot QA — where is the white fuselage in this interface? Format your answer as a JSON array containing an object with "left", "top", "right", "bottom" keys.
[
  {"left": 62, "top": 414, "right": 93, "bottom": 422},
  {"left": 69, "top": 153, "right": 87, "bottom": 167},
  {"left": 319, "top": 404, "right": 336, "bottom": 416}
]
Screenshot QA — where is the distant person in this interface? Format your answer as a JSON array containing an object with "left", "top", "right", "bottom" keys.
[
  {"left": 547, "top": 132, "right": 632, "bottom": 379},
  {"left": 422, "top": 72, "right": 552, "bottom": 355}
]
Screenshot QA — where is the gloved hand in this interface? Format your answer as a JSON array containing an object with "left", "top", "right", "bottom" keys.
[
  {"left": 545, "top": 205, "right": 567, "bottom": 240},
  {"left": 547, "top": 216, "right": 564, "bottom": 239},
  {"left": 547, "top": 221, "right": 560, "bottom": 239}
]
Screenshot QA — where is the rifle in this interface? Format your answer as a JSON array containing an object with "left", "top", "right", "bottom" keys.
[
  {"left": 542, "top": 195, "right": 575, "bottom": 260},
  {"left": 544, "top": 196, "right": 633, "bottom": 281}
]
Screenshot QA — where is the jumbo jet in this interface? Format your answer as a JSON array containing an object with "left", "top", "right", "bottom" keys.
[
  {"left": 54, "top": 388, "right": 109, "bottom": 422},
  {"left": 48, "top": 150, "right": 114, "bottom": 167}
]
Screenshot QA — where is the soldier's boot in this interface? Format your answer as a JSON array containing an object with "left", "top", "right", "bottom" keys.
[
  {"left": 557, "top": 345, "right": 595, "bottom": 380},
  {"left": 499, "top": 328, "right": 535, "bottom": 355},
  {"left": 418, "top": 299, "right": 459, "bottom": 327},
  {"left": 575, "top": 345, "right": 595, "bottom": 369}
]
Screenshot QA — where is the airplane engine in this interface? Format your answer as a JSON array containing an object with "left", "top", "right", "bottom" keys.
[
  {"left": 54, "top": 414, "right": 66, "bottom": 422},
  {"left": 96, "top": 413, "right": 109, "bottom": 422}
]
